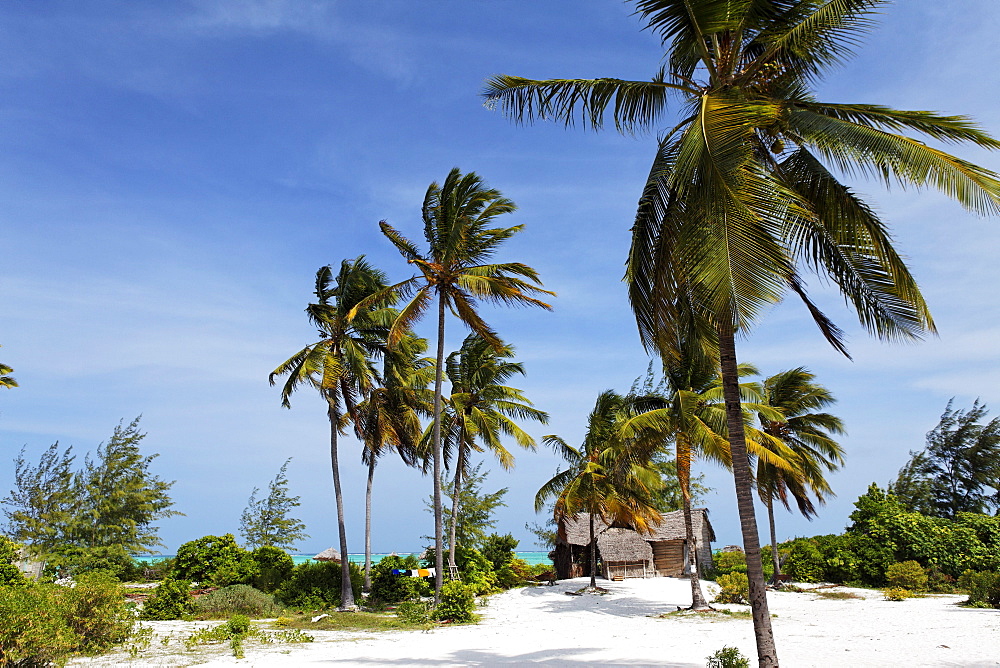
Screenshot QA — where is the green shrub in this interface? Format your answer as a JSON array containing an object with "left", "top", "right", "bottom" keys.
[
  {"left": 193, "top": 584, "right": 281, "bottom": 619},
  {"left": 710, "top": 551, "right": 747, "bottom": 578},
  {"left": 886, "top": 561, "right": 928, "bottom": 591},
  {"left": 369, "top": 555, "right": 426, "bottom": 604},
  {"left": 395, "top": 600, "right": 433, "bottom": 625},
  {"left": 782, "top": 539, "right": 824, "bottom": 583},
  {"left": 434, "top": 580, "right": 476, "bottom": 623},
  {"left": 883, "top": 587, "right": 911, "bottom": 601},
  {"left": 0, "top": 574, "right": 134, "bottom": 666},
  {"left": 959, "top": 570, "right": 1000, "bottom": 608},
  {"left": 172, "top": 534, "right": 257, "bottom": 586},
  {"left": 275, "top": 560, "right": 362, "bottom": 610},
  {"left": 713, "top": 572, "right": 749, "bottom": 604},
  {"left": 249, "top": 546, "right": 294, "bottom": 593},
  {"left": 140, "top": 577, "right": 194, "bottom": 620},
  {"left": 0, "top": 535, "right": 28, "bottom": 586},
  {"left": 481, "top": 533, "right": 518, "bottom": 572},
  {"left": 706, "top": 646, "right": 750, "bottom": 668}
]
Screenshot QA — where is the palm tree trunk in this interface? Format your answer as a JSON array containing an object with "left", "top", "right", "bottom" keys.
[
  {"left": 767, "top": 497, "right": 780, "bottom": 585},
  {"left": 589, "top": 512, "right": 597, "bottom": 588},
  {"left": 679, "top": 445, "right": 710, "bottom": 609},
  {"left": 718, "top": 325, "right": 778, "bottom": 667},
  {"left": 329, "top": 404, "right": 356, "bottom": 611},
  {"left": 363, "top": 455, "right": 376, "bottom": 593},
  {"left": 431, "top": 293, "right": 446, "bottom": 603},
  {"left": 448, "top": 456, "right": 462, "bottom": 570}
]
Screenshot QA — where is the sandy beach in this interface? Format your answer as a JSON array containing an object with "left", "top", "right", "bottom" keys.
[{"left": 73, "top": 577, "right": 1000, "bottom": 667}]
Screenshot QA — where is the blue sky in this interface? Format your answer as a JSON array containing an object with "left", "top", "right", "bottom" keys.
[{"left": 3, "top": 1, "right": 1000, "bottom": 555}]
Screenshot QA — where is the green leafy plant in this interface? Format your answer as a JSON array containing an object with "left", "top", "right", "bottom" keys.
[
  {"left": 193, "top": 584, "right": 281, "bottom": 619},
  {"left": 886, "top": 561, "right": 928, "bottom": 591},
  {"left": 959, "top": 570, "right": 1000, "bottom": 608},
  {"left": 171, "top": 534, "right": 257, "bottom": 586},
  {"left": 249, "top": 545, "right": 294, "bottom": 593},
  {"left": 710, "top": 551, "right": 747, "bottom": 578},
  {"left": 433, "top": 580, "right": 476, "bottom": 623},
  {"left": 185, "top": 613, "right": 312, "bottom": 659},
  {"left": 395, "top": 600, "right": 434, "bottom": 626},
  {"left": 275, "top": 560, "right": 362, "bottom": 609},
  {"left": 140, "top": 577, "right": 193, "bottom": 620},
  {"left": 713, "top": 572, "right": 750, "bottom": 604},
  {"left": 369, "top": 555, "right": 426, "bottom": 604},
  {"left": 706, "top": 646, "right": 750, "bottom": 668},
  {"left": 0, "top": 535, "right": 28, "bottom": 586},
  {"left": 883, "top": 587, "right": 912, "bottom": 601}
]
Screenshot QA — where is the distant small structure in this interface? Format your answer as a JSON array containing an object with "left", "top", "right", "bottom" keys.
[
  {"left": 16, "top": 547, "right": 45, "bottom": 580},
  {"left": 553, "top": 508, "right": 715, "bottom": 581},
  {"left": 313, "top": 547, "right": 341, "bottom": 563}
]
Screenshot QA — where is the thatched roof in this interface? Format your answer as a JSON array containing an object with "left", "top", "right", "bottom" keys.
[
  {"left": 313, "top": 547, "right": 341, "bottom": 561},
  {"left": 558, "top": 508, "right": 715, "bottom": 547},
  {"left": 597, "top": 527, "right": 654, "bottom": 563}
]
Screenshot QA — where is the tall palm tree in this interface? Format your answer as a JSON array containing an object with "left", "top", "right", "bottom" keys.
[
  {"left": 625, "top": 357, "right": 789, "bottom": 610},
  {"left": 377, "top": 168, "right": 554, "bottom": 599},
  {"left": 270, "top": 258, "right": 396, "bottom": 610},
  {"left": 756, "top": 367, "right": 845, "bottom": 583},
  {"left": 440, "top": 333, "right": 547, "bottom": 567},
  {"left": 538, "top": 390, "right": 663, "bottom": 589},
  {"left": 484, "top": 3, "right": 1000, "bottom": 663},
  {"left": 354, "top": 333, "right": 434, "bottom": 591}
]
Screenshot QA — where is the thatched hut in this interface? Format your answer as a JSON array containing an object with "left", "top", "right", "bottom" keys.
[
  {"left": 313, "top": 547, "right": 342, "bottom": 562},
  {"left": 553, "top": 508, "right": 715, "bottom": 580}
]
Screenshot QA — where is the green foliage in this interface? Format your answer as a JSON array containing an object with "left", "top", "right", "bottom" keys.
[
  {"left": 249, "top": 545, "right": 294, "bottom": 593},
  {"left": 172, "top": 534, "right": 257, "bottom": 586},
  {"left": 890, "top": 400, "right": 1000, "bottom": 517},
  {"left": 481, "top": 533, "right": 518, "bottom": 572},
  {"left": 711, "top": 551, "right": 747, "bottom": 577},
  {"left": 193, "top": 584, "right": 281, "bottom": 619},
  {"left": 0, "top": 534, "right": 28, "bottom": 586},
  {"left": 886, "top": 561, "right": 928, "bottom": 591},
  {"left": 959, "top": 570, "right": 1000, "bottom": 608},
  {"left": 713, "top": 572, "right": 749, "bottom": 604},
  {"left": 369, "top": 555, "right": 426, "bottom": 604},
  {"left": 2, "top": 418, "right": 179, "bottom": 573},
  {"left": 782, "top": 540, "right": 824, "bottom": 583},
  {"left": 275, "top": 560, "right": 363, "bottom": 610},
  {"left": 185, "top": 614, "right": 313, "bottom": 660},
  {"left": 239, "top": 459, "right": 309, "bottom": 551},
  {"left": 395, "top": 600, "right": 433, "bottom": 625},
  {"left": 434, "top": 580, "right": 476, "bottom": 623},
  {"left": 706, "top": 646, "right": 750, "bottom": 668},
  {"left": 0, "top": 573, "right": 134, "bottom": 666},
  {"left": 883, "top": 587, "right": 912, "bottom": 601},
  {"left": 436, "top": 464, "right": 508, "bottom": 551},
  {"left": 648, "top": 458, "right": 712, "bottom": 512},
  {"left": 140, "top": 577, "right": 194, "bottom": 620}
]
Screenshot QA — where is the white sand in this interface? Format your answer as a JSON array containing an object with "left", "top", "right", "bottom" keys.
[{"left": 75, "top": 577, "right": 1000, "bottom": 667}]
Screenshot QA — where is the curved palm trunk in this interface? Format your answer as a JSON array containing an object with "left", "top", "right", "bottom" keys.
[
  {"left": 718, "top": 325, "right": 777, "bottom": 667},
  {"left": 448, "top": 451, "right": 463, "bottom": 571},
  {"left": 589, "top": 512, "right": 597, "bottom": 588},
  {"left": 767, "top": 497, "right": 781, "bottom": 585},
  {"left": 364, "top": 456, "right": 376, "bottom": 592},
  {"left": 678, "top": 440, "right": 710, "bottom": 609},
  {"left": 431, "top": 294, "right": 446, "bottom": 603},
  {"left": 329, "top": 404, "right": 356, "bottom": 611}
]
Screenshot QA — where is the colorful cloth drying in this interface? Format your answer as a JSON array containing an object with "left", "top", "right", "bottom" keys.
[{"left": 390, "top": 568, "right": 436, "bottom": 577}]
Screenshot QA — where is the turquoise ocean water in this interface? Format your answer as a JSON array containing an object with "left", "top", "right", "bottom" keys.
[{"left": 134, "top": 551, "right": 552, "bottom": 566}]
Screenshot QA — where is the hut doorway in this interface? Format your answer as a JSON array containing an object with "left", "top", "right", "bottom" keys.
[{"left": 651, "top": 539, "right": 685, "bottom": 577}]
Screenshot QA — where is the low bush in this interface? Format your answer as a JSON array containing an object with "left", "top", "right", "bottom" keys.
[
  {"left": 710, "top": 551, "right": 747, "bottom": 578},
  {"left": 369, "top": 555, "right": 426, "bottom": 604},
  {"left": 706, "top": 646, "right": 750, "bottom": 668},
  {"left": 0, "top": 535, "right": 28, "bottom": 586},
  {"left": 782, "top": 540, "right": 825, "bottom": 583},
  {"left": 275, "top": 560, "right": 363, "bottom": 610},
  {"left": 249, "top": 546, "right": 294, "bottom": 593},
  {"left": 886, "top": 561, "right": 927, "bottom": 591},
  {"left": 395, "top": 600, "right": 433, "bottom": 625},
  {"left": 959, "top": 570, "right": 1000, "bottom": 608},
  {"left": 434, "top": 580, "right": 476, "bottom": 623},
  {"left": 193, "top": 584, "right": 281, "bottom": 619},
  {"left": 0, "top": 573, "right": 134, "bottom": 666},
  {"left": 140, "top": 577, "right": 194, "bottom": 620},
  {"left": 713, "top": 572, "right": 749, "bottom": 604},
  {"left": 172, "top": 534, "right": 257, "bottom": 586},
  {"left": 883, "top": 587, "right": 911, "bottom": 601}
]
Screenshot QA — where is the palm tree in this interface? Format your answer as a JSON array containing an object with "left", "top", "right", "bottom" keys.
[
  {"left": 377, "top": 168, "right": 554, "bottom": 599},
  {"left": 756, "top": 368, "right": 845, "bottom": 583},
  {"left": 484, "top": 3, "right": 1000, "bottom": 662},
  {"left": 270, "top": 258, "right": 396, "bottom": 610},
  {"left": 354, "top": 333, "right": 434, "bottom": 591},
  {"left": 624, "top": 357, "right": 789, "bottom": 610},
  {"left": 440, "top": 333, "right": 547, "bottom": 568},
  {"left": 1, "top": 346, "right": 16, "bottom": 389},
  {"left": 538, "top": 390, "right": 663, "bottom": 588}
]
